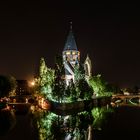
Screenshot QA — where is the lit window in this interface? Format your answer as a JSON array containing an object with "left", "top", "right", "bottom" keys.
[
  {"left": 72, "top": 51, "right": 76, "bottom": 55},
  {"left": 66, "top": 51, "right": 70, "bottom": 55}
]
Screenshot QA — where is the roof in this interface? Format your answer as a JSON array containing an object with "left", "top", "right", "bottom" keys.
[{"left": 63, "top": 29, "right": 78, "bottom": 51}]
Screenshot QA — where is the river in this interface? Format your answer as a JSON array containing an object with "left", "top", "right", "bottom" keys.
[
  {"left": 94, "top": 105, "right": 140, "bottom": 140},
  {"left": 1, "top": 105, "right": 140, "bottom": 140},
  {"left": 32, "top": 104, "right": 140, "bottom": 140}
]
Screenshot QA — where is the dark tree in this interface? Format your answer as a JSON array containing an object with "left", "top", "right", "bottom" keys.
[
  {"left": 53, "top": 55, "right": 65, "bottom": 102},
  {"left": 0, "top": 75, "right": 17, "bottom": 98}
]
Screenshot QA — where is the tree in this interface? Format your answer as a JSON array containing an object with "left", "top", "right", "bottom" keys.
[
  {"left": 74, "top": 64, "right": 93, "bottom": 100},
  {"left": 52, "top": 55, "right": 65, "bottom": 102},
  {"left": 8, "top": 76, "right": 17, "bottom": 96},
  {"left": 106, "top": 83, "right": 122, "bottom": 94},
  {"left": 74, "top": 64, "right": 85, "bottom": 84},
  {"left": 92, "top": 107, "right": 114, "bottom": 129},
  {"left": 0, "top": 75, "right": 17, "bottom": 98},
  {"left": 76, "top": 79, "right": 93, "bottom": 100},
  {"left": 132, "top": 86, "right": 139, "bottom": 95},
  {"left": 89, "top": 74, "right": 112, "bottom": 97},
  {"left": 35, "top": 57, "right": 54, "bottom": 99}
]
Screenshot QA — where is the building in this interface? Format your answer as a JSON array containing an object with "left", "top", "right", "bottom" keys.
[
  {"left": 16, "top": 80, "right": 30, "bottom": 95},
  {"left": 62, "top": 24, "right": 92, "bottom": 85}
]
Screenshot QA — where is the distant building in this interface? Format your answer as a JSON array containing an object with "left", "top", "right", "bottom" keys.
[
  {"left": 16, "top": 80, "right": 30, "bottom": 95},
  {"left": 62, "top": 23, "right": 92, "bottom": 85}
]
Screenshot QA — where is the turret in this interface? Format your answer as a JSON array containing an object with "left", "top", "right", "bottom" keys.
[{"left": 84, "top": 54, "right": 92, "bottom": 80}]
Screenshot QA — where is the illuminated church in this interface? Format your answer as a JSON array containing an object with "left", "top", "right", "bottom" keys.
[{"left": 62, "top": 24, "right": 92, "bottom": 85}]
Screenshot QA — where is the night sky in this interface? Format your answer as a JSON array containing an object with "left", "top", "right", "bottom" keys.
[{"left": 0, "top": 2, "right": 140, "bottom": 88}]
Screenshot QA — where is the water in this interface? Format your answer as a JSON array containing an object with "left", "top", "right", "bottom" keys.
[
  {"left": 33, "top": 105, "right": 140, "bottom": 140},
  {"left": 33, "top": 109, "right": 93, "bottom": 140},
  {"left": 1, "top": 104, "right": 140, "bottom": 140},
  {"left": 94, "top": 106, "right": 140, "bottom": 140}
]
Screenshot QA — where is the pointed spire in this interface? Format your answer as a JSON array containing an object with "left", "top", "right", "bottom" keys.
[
  {"left": 86, "top": 54, "right": 90, "bottom": 60},
  {"left": 85, "top": 54, "right": 91, "bottom": 62},
  {"left": 63, "top": 22, "right": 78, "bottom": 51}
]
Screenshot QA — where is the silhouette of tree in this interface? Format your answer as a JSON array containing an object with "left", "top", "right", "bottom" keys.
[
  {"left": 0, "top": 75, "right": 17, "bottom": 98},
  {"left": 52, "top": 55, "right": 65, "bottom": 102}
]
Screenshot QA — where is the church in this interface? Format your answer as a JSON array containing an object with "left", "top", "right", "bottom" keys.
[{"left": 62, "top": 24, "right": 92, "bottom": 85}]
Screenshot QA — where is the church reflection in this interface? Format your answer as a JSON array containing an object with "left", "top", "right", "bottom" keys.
[
  {"left": 34, "top": 110, "right": 93, "bottom": 140},
  {"left": 32, "top": 105, "right": 114, "bottom": 140}
]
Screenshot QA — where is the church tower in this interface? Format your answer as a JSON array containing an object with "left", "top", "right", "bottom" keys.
[{"left": 62, "top": 23, "right": 80, "bottom": 85}]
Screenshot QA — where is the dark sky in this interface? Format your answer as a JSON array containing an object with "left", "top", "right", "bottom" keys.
[{"left": 0, "top": 2, "right": 140, "bottom": 88}]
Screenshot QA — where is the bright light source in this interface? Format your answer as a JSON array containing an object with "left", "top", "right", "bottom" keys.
[
  {"left": 31, "top": 81, "right": 35, "bottom": 86},
  {"left": 66, "top": 51, "right": 70, "bottom": 55},
  {"left": 29, "top": 80, "right": 35, "bottom": 87}
]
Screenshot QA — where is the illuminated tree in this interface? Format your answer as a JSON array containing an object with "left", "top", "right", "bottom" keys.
[
  {"left": 65, "top": 82, "right": 77, "bottom": 102},
  {"left": 34, "top": 111, "right": 93, "bottom": 140},
  {"left": 74, "top": 65, "right": 93, "bottom": 100},
  {"left": 36, "top": 57, "right": 54, "bottom": 99},
  {"left": 74, "top": 64, "right": 85, "bottom": 84},
  {"left": 35, "top": 111, "right": 58, "bottom": 140},
  {"left": 89, "top": 74, "right": 112, "bottom": 97},
  {"left": 92, "top": 107, "right": 114, "bottom": 129},
  {"left": 76, "top": 79, "right": 93, "bottom": 100}
]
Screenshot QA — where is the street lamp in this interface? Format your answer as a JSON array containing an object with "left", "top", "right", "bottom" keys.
[{"left": 31, "top": 81, "right": 35, "bottom": 86}]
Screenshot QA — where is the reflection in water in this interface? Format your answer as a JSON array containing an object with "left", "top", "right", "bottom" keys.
[
  {"left": 129, "top": 97, "right": 140, "bottom": 105},
  {"left": 32, "top": 105, "right": 114, "bottom": 140},
  {"left": 0, "top": 109, "right": 16, "bottom": 135},
  {"left": 33, "top": 110, "right": 93, "bottom": 140},
  {"left": 91, "top": 106, "right": 114, "bottom": 130}
]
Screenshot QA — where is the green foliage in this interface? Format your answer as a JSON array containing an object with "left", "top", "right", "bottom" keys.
[
  {"left": 39, "top": 58, "right": 54, "bottom": 87},
  {"left": 76, "top": 79, "right": 93, "bottom": 100},
  {"left": 73, "top": 65, "right": 93, "bottom": 101},
  {"left": 92, "top": 107, "right": 114, "bottom": 129},
  {"left": 33, "top": 110, "right": 93, "bottom": 140},
  {"left": 52, "top": 77, "right": 65, "bottom": 102},
  {"left": 35, "top": 57, "right": 54, "bottom": 99},
  {"left": 65, "top": 83, "right": 77, "bottom": 102},
  {"left": 74, "top": 64, "right": 85, "bottom": 83},
  {"left": 35, "top": 56, "right": 94, "bottom": 102},
  {"left": 52, "top": 55, "right": 66, "bottom": 102},
  {"left": 0, "top": 75, "right": 17, "bottom": 98},
  {"left": 89, "top": 74, "right": 112, "bottom": 97},
  {"left": 55, "top": 55, "right": 64, "bottom": 73},
  {"left": 54, "top": 77, "right": 93, "bottom": 102},
  {"left": 106, "top": 84, "right": 122, "bottom": 94},
  {"left": 34, "top": 111, "right": 58, "bottom": 140},
  {"left": 52, "top": 61, "right": 93, "bottom": 102}
]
